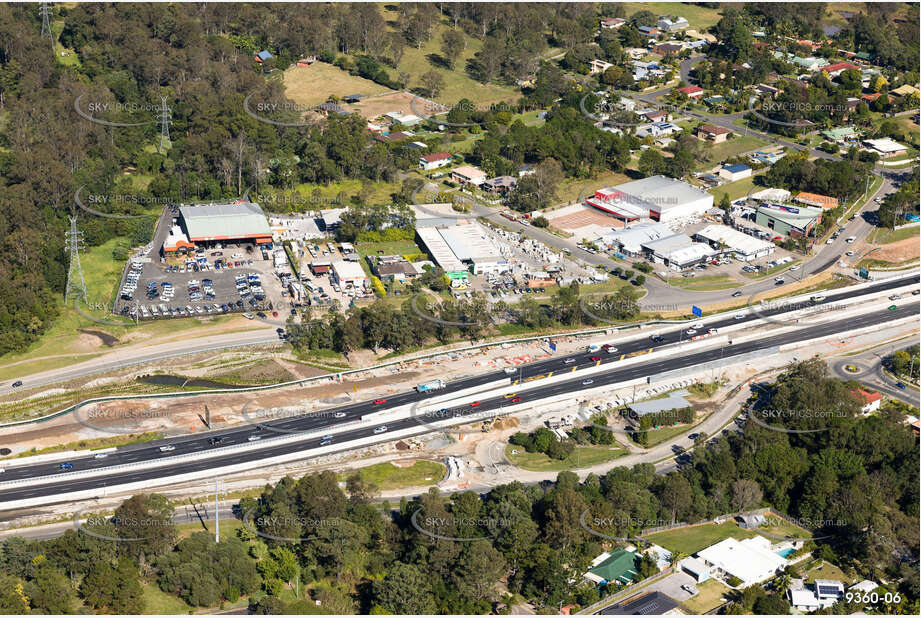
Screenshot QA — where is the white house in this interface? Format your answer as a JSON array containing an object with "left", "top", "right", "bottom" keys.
[
  {"left": 718, "top": 163, "right": 753, "bottom": 182},
  {"left": 657, "top": 16, "right": 689, "bottom": 31},
  {"left": 419, "top": 152, "right": 452, "bottom": 171},
  {"left": 696, "top": 536, "right": 786, "bottom": 587},
  {"left": 788, "top": 579, "right": 844, "bottom": 611}
]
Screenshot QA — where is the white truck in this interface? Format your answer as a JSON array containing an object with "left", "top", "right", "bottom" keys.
[{"left": 415, "top": 379, "right": 446, "bottom": 393}]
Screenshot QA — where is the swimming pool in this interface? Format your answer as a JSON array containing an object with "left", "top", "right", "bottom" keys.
[{"left": 776, "top": 548, "right": 795, "bottom": 558}]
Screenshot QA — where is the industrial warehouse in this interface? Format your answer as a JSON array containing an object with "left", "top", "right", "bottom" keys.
[
  {"left": 585, "top": 175, "right": 714, "bottom": 223},
  {"left": 162, "top": 201, "right": 273, "bottom": 254},
  {"left": 416, "top": 222, "right": 508, "bottom": 276}
]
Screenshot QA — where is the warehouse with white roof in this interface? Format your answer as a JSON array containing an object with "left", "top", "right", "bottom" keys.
[
  {"left": 608, "top": 175, "right": 714, "bottom": 223},
  {"left": 695, "top": 224, "right": 775, "bottom": 261},
  {"left": 602, "top": 221, "right": 672, "bottom": 255},
  {"left": 439, "top": 223, "right": 507, "bottom": 274},
  {"left": 330, "top": 260, "right": 368, "bottom": 288},
  {"left": 641, "top": 233, "right": 717, "bottom": 270},
  {"left": 415, "top": 226, "right": 468, "bottom": 274}
]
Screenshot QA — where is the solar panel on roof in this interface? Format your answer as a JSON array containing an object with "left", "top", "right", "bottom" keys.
[{"left": 818, "top": 585, "right": 840, "bottom": 596}]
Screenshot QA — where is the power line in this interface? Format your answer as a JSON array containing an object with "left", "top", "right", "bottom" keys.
[
  {"left": 64, "top": 215, "right": 88, "bottom": 302},
  {"left": 39, "top": 2, "right": 52, "bottom": 39},
  {"left": 158, "top": 96, "right": 172, "bottom": 154}
]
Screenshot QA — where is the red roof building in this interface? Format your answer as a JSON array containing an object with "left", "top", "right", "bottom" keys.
[
  {"left": 850, "top": 388, "right": 883, "bottom": 414},
  {"left": 823, "top": 62, "right": 860, "bottom": 76},
  {"left": 677, "top": 86, "right": 704, "bottom": 98}
]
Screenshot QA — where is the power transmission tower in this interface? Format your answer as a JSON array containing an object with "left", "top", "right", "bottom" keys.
[
  {"left": 157, "top": 96, "right": 171, "bottom": 154},
  {"left": 64, "top": 216, "right": 88, "bottom": 302},
  {"left": 39, "top": 2, "right": 52, "bottom": 39}
]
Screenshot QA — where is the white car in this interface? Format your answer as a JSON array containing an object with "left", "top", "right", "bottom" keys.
[
  {"left": 845, "top": 236, "right": 856, "bottom": 243},
  {"left": 334, "top": 412, "right": 347, "bottom": 419},
  {"left": 93, "top": 453, "right": 109, "bottom": 459},
  {"left": 564, "top": 358, "right": 576, "bottom": 364},
  {"left": 582, "top": 379, "right": 594, "bottom": 385},
  {"left": 159, "top": 445, "right": 175, "bottom": 452},
  {"left": 845, "top": 250, "right": 855, "bottom": 256},
  {"left": 826, "top": 239, "right": 834, "bottom": 244},
  {"left": 789, "top": 265, "right": 800, "bottom": 271},
  {"left": 247, "top": 434, "right": 261, "bottom": 442},
  {"left": 373, "top": 425, "right": 388, "bottom": 434},
  {"left": 504, "top": 367, "right": 517, "bottom": 374},
  {"left": 606, "top": 347, "right": 618, "bottom": 354},
  {"left": 734, "top": 313, "right": 746, "bottom": 320},
  {"left": 686, "top": 328, "right": 697, "bottom": 335}
]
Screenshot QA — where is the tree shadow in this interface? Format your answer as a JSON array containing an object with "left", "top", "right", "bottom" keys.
[{"left": 426, "top": 53, "right": 452, "bottom": 70}]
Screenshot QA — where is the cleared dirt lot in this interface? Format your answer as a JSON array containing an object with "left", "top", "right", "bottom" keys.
[{"left": 345, "top": 90, "right": 446, "bottom": 120}]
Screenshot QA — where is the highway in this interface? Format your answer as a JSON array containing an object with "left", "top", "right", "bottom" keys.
[{"left": 0, "top": 281, "right": 915, "bottom": 507}]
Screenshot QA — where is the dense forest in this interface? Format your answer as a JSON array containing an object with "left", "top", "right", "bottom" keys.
[{"left": 0, "top": 360, "right": 916, "bottom": 614}]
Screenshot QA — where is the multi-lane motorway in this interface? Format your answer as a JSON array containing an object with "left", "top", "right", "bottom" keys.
[{"left": 0, "top": 274, "right": 916, "bottom": 507}]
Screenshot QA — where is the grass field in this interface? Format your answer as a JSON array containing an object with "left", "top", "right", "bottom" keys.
[
  {"left": 355, "top": 239, "right": 423, "bottom": 259},
  {"left": 505, "top": 444, "right": 625, "bottom": 471},
  {"left": 337, "top": 459, "right": 445, "bottom": 490},
  {"left": 142, "top": 582, "right": 193, "bottom": 614},
  {"left": 290, "top": 178, "right": 401, "bottom": 207},
  {"left": 616, "top": 3, "right": 724, "bottom": 30},
  {"left": 667, "top": 273, "right": 740, "bottom": 291},
  {"left": 681, "top": 578, "right": 731, "bottom": 614},
  {"left": 867, "top": 226, "right": 919, "bottom": 245},
  {"left": 757, "top": 517, "right": 813, "bottom": 542},
  {"left": 698, "top": 136, "right": 769, "bottom": 170},
  {"left": 556, "top": 170, "right": 633, "bottom": 204},
  {"left": 708, "top": 173, "right": 761, "bottom": 202},
  {"left": 639, "top": 423, "right": 696, "bottom": 447},
  {"left": 378, "top": 9, "right": 520, "bottom": 108},
  {"left": 804, "top": 560, "right": 853, "bottom": 586},
  {"left": 283, "top": 62, "right": 390, "bottom": 107},
  {"left": 644, "top": 521, "right": 759, "bottom": 555}
]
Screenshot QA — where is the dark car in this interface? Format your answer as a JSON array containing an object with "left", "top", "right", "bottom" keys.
[
  {"left": 732, "top": 290, "right": 742, "bottom": 297},
  {"left": 208, "top": 436, "right": 226, "bottom": 446},
  {"left": 896, "top": 382, "right": 907, "bottom": 389},
  {"left": 59, "top": 462, "right": 74, "bottom": 470},
  {"left": 257, "top": 311, "right": 267, "bottom": 318},
  {"left": 11, "top": 380, "right": 22, "bottom": 388}
]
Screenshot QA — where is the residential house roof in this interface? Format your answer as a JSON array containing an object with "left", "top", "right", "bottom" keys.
[
  {"left": 677, "top": 85, "right": 704, "bottom": 95},
  {"left": 794, "top": 192, "right": 839, "bottom": 209},
  {"left": 823, "top": 62, "right": 860, "bottom": 74},
  {"left": 698, "top": 124, "right": 731, "bottom": 135},
  {"left": 587, "top": 549, "right": 638, "bottom": 585},
  {"left": 255, "top": 50, "right": 274, "bottom": 61},
  {"left": 420, "top": 152, "right": 452, "bottom": 163},
  {"left": 850, "top": 388, "right": 882, "bottom": 405},
  {"left": 723, "top": 163, "right": 751, "bottom": 173}
]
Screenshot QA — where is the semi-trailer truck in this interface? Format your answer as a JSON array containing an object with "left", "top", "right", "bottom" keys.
[{"left": 415, "top": 379, "right": 446, "bottom": 393}]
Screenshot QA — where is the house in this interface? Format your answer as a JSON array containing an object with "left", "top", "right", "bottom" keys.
[
  {"left": 750, "top": 151, "right": 784, "bottom": 165},
  {"left": 342, "top": 94, "right": 363, "bottom": 103},
  {"left": 515, "top": 75, "right": 536, "bottom": 88},
  {"left": 584, "top": 549, "right": 638, "bottom": 586},
  {"left": 657, "top": 16, "right": 689, "bottom": 31},
  {"left": 788, "top": 579, "right": 844, "bottom": 611},
  {"left": 794, "top": 192, "right": 839, "bottom": 210},
  {"left": 756, "top": 83, "right": 780, "bottom": 98},
  {"left": 450, "top": 165, "right": 487, "bottom": 187},
  {"left": 482, "top": 176, "right": 518, "bottom": 195},
  {"left": 642, "top": 110, "right": 668, "bottom": 124},
  {"left": 385, "top": 111, "right": 422, "bottom": 127},
  {"left": 822, "top": 61, "right": 860, "bottom": 77},
  {"left": 600, "top": 17, "right": 626, "bottom": 29},
  {"left": 590, "top": 59, "right": 614, "bottom": 75},
  {"left": 719, "top": 164, "right": 752, "bottom": 182},
  {"left": 850, "top": 388, "right": 882, "bottom": 414},
  {"left": 696, "top": 536, "right": 787, "bottom": 587},
  {"left": 407, "top": 141, "right": 427, "bottom": 150},
  {"left": 677, "top": 85, "right": 704, "bottom": 99},
  {"left": 654, "top": 42, "right": 684, "bottom": 56},
  {"left": 419, "top": 152, "right": 452, "bottom": 171},
  {"left": 863, "top": 138, "right": 907, "bottom": 158},
  {"left": 849, "top": 580, "right": 879, "bottom": 595},
  {"left": 254, "top": 50, "right": 274, "bottom": 63},
  {"left": 793, "top": 56, "right": 827, "bottom": 71},
  {"left": 637, "top": 26, "right": 660, "bottom": 37},
  {"left": 371, "top": 256, "right": 417, "bottom": 283},
  {"left": 296, "top": 56, "right": 317, "bottom": 67},
  {"left": 316, "top": 101, "right": 348, "bottom": 115},
  {"left": 697, "top": 124, "right": 731, "bottom": 143},
  {"left": 374, "top": 131, "right": 412, "bottom": 143},
  {"left": 821, "top": 126, "right": 859, "bottom": 143},
  {"left": 890, "top": 84, "right": 920, "bottom": 100},
  {"left": 518, "top": 164, "right": 536, "bottom": 177},
  {"left": 636, "top": 122, "right": 681, "bottom": 138}
]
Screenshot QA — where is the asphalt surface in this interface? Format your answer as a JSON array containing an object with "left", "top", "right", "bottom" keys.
[{"left": 0, "top": 277, "right": 915, "bottom": 507}]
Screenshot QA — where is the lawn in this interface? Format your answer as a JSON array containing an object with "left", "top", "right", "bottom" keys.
[
  {"left": 681, "top": 578, "right": 732, "bottom": 614},
  {"left": 142, "top": 582, "right": 193, "bottom": 614},
  {"left": 666, "top": 273, "right": 741, "bottom": 291},
  {"left": 756, "top": 517, "right": 813, "bottom": 542},
  {"left": 708, "top": 174, "right": 761, "bottom": 202},
  {"left": 616, "top": 3, "right": 724, "bottom": 30},
  {"left": 289, "top": 178, "right": 401, "bottom": 207},
  {"left": 556, "top": 170, "right": 633, "bottom": 204},
  {"left": 644, "top": 521, "right": 759, "bottom": 555},
  {"left": 505, "top": 444, "right": 625, "bottom": 471},
  {"left": 699, "top": 135, "right": 770, "bottom": 169},
  {"left": 282, "top": 62, "right": 390, "bottom": 107},
  {"left": 867, "top": 226, "right": 919, "bottom": 245},
  {"left": 355, "top": 239, "right": 423, "bottom": 259},
  {"left": 336, "top": 459, "right": 446, "bottom": 490},
  {"left": 640, "top": 423, "right": 696, "bottom": 447},
  {"left": 804, "top": 560, "right": 853, "bottom": 586}
]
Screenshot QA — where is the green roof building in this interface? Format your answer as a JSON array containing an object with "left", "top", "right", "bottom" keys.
[
  {"left": 755, "top": 204, "right": 823, "bottom": 239},
  {"left": 178, "top": 202, "right": 273, "bottom": 244},
  {"left": 585, "top": 549, "right": 639, "bottom": 586},
  {"left": 821, "top": 126, "right": 859, "bottom": 142}
]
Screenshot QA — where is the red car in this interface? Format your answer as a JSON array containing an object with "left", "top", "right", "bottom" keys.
[
  {"left": 590, "top": 355, "right": 601, "bottom": 361},
  {"left": 373, "top": 399, "right": 386, "bottom": 405},
  {"left": 510, "top": 396, "right": 521, "bottom": 403},
  {"left": 272, "top": 311, "right": 278, "bottom": 317},
  {"left": 470, "top": 401, "right": 481, "bottom": 407}
]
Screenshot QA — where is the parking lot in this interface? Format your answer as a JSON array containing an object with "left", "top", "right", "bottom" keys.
[{"left": 115, "top": 242, "right": 292, "bottom": 320}]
